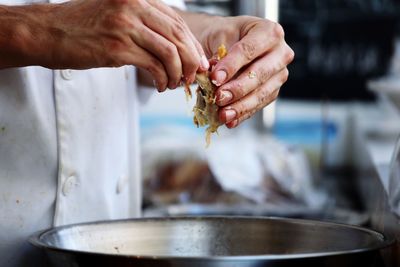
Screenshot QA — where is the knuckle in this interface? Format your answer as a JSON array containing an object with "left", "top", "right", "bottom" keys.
[
  {"left": 258, "top": 68, "right": 272, "bottom": 86},
  {"left": 240, "top": 42, "right": 257, "bottom": 61},
  {"left": 273, "top": 22, "right": 285, "bottom": 39},
  {"left": 281, "top": 68, "right": 289, "bottom": 83},
  {"left": 257, "top": 88, "right": 271, "bottom": 106},
  {"left": 285, "top": 46, "right": 295, "bottom": 64},
  {"left": 164, "top": 44, "right": 178, "bottom": 59},
  {"left": 172, "top": 21, "right": 187, "bottom": 40},
  {"left": 231, "top": 81, "right": 245, "bottom": 99}
]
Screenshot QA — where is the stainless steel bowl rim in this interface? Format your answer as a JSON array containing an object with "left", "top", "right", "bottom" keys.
[{"left": 29, "top": 216, "right": 394, "bottom": 261}]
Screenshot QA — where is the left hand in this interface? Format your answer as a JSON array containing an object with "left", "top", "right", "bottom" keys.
[{"left": 200, "top": 16, "right": 294, "bottom": 128}]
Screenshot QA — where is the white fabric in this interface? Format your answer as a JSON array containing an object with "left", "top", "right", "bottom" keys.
[
  {"left": 0, "top": 0, "right": 185, "bottom": 266},
  {"left": 163, "top": 0, "right": 186, "bottom": 9}
]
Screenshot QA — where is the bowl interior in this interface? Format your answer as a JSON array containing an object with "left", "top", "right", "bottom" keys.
[{"left": 36, "top": 217, "right": 386, "bottom": 258}]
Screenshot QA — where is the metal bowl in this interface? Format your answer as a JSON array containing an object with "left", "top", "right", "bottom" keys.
[
  {"left": 144, "top": 204, "right": 370, "bottom": 226},
  {"left": 30, "top": 216, "right": 393, "bottom": 267}
]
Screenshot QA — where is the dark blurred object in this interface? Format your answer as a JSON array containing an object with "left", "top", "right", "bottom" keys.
[
  {"left": 143, "top": 158, "right": 250, "bottom": 206},
  {"left": 279, "top": 0, "right": 400, "bottom": 101}
]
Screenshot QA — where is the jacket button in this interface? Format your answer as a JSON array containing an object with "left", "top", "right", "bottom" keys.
[
  {"left": 62, "top": 175, "right": 79, "bottom": 196},
  {"left": 61, "top": 69, "right": 73, "bottom": 80}
]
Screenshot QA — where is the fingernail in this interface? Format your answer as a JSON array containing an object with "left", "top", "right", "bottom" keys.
[
  {"left": 200, "top": 55, "right": 210, "bottom": 70},
  {"left": 227, "top": 119, "right": 238, "bottom": 129},
  {"left": 153, "top": 80, "right": 162, "bottom": 92},
  {"left": 224, "top": 109, "right": 237, "bottom": 122},
  {"left": 168, "top": 81, "right": 178, "bottom": 90},
  {"left": 218, "top": 90, "right": 233, "bottom": 106},
  {"left": 212, "top": 70, "right": 227, "bottom": 86}
]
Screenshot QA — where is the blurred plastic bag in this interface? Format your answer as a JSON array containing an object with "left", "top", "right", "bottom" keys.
[
  {"left": 142, "top": 125, "right": 328, "bottom": 209},
  {"left": 206, "top": 131, "right": 327, "bottom": 208}
]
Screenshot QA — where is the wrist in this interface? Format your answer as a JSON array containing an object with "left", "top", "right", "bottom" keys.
[
  {"left": 196, "top": 15, "right": 225, "bottom": 45},
  {"left": 177, "top": 9, "right": 219, "bottom": 45},
  {"left": 0, "top": 4, "right": 57, "bottom": 68}
]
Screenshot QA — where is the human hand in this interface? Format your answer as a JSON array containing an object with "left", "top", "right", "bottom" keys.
[
  {"left": 201, "top": 16, "right": 294, "bottom": 128},
  {"left": 10, "top": 0, "right": 209, "bottom": 90}
]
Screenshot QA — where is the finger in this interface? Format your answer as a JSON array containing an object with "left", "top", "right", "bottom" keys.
[
  {"left": 191, "top": 33, "right": 210, "bottom": 73},
  {"left": 210, "top": 21, "right": 285, "bottom": 86},
  {"left": 131, "top": 25, "right": 182, "bottom": 89},
  {"left": 146, "top": 0, "right": 209, "bottom": 73},
  {"left": 226, "top": 87, "right": 280, "bottom": 129},
  {"left": 209, "top": 58, "right": 218, "bottom": 66},
  {"left": 216, "top": 43, "right": 294, "bottom": 106},
  {"left": 140, "top": 4, "right": 202, "bottom": 83},
  {"left": 219, "top": 68, "right": 289, "bottom": 124},
  {"left": 124, "top": 41, "right": 169, "bottom": 92},
  {"left": 225, "top": 106, "right": 260, "bottom": 129}
]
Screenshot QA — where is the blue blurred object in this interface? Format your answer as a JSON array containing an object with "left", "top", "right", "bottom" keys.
[{"left": 273, "top": 119, "right": 337, "bottom": 145}]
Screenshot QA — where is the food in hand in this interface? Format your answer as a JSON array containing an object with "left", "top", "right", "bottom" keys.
[{"left": 192, "top": 44, "right": 227, "bottom": 146}]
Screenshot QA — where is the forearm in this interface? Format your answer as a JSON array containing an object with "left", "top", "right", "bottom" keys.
[{"left": 0, "top": 4, "right": 57, "bottom": 68}]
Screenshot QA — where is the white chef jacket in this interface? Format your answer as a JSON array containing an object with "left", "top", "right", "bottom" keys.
[{"left": 0, "top": 0, "right": 184, "bottom": 266}]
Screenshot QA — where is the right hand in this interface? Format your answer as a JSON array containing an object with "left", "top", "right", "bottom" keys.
[{"left": 28, "top": 0, "right": 209, "bottom": 90}]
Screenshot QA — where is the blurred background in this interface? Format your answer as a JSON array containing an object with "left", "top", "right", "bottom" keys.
[{"left": 139, "top": 1, "right": 400, "bottom": 263}]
